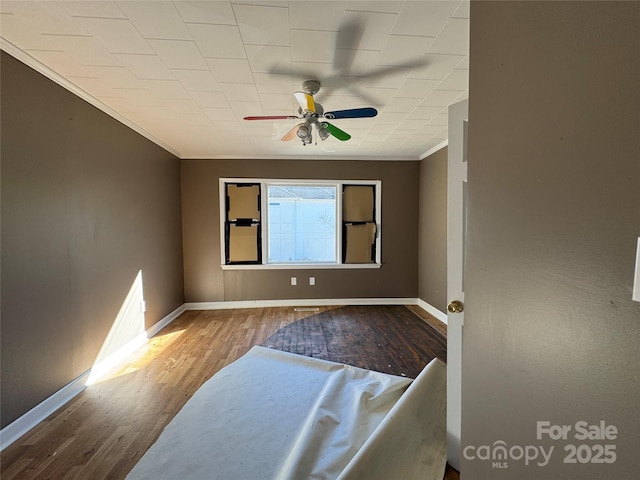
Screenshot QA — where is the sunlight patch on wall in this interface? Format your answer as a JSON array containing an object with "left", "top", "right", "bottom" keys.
[{"left": 86, "top": 270, "right": 146, "bottom": 385}]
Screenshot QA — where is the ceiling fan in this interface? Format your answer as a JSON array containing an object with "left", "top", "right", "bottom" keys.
[{"left": 243, "top": 80, "right": 377, "bottom": 146}]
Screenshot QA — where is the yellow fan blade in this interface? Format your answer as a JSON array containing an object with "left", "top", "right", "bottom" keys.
[{"left": 294, "top": 91, "right": 315, "bottom": 114}]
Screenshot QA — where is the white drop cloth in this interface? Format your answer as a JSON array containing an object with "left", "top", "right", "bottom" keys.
[{"left": 126, "top": 346, "right": 446, "bottom": 480}]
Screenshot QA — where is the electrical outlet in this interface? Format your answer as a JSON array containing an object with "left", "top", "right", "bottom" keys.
[
  {"left": 309, "top": 277, "right": 315, "bottom": 286},
  {"left": 291, "top": 276, "right": 297, "bottom": 286}
]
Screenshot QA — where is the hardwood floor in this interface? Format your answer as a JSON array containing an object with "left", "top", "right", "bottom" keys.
[{"left": 1, "top": 305, "right": 458, "bottom": 480}]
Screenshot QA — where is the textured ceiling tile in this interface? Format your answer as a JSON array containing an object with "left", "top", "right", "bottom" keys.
[
  {"left": 173, "top": 1, "right": 236, "bottom": 25},
  {"left": 252, "top": 73, "right": 293, "bottom": 94},
  {"left": 187, "top": 24, "right": 246, "bottom": 59},
  {"left": 334, "top": 48, "right": 379, "bottom": 74},
  {"left": 147, "top": 39, "right": 208, "bottom": 70},
  {"left": 384, "top": 97, "right": 420, "bottom": 113},
  {"left": 203, "top": 108, "right": 237, "bottom": 121},
  {"left": 410, "top": 54, "right": 466, "bottom": 80},
  {"left": 231, "top": 0, "right": 288, "bottom": 7},
  {"left": 259, "top": 93, "right": 294, "bottom": 110},
  {"left": 377, "top": 35, "right": 434, "bottom": 66},
  {"left": 428, "top": 18, "right": 469, "bottom": 56},
  {"left": 426, "top": 113, "right": 449, "bottom": 126},
  {"left": 291, "top": 29, "right": 337, "bottom": 64},
  {"left": 230, "top": 100, "right": 264, "bottom": 120},
  {"left": 340, "top": 11, "right": 396, "bottom": 50},
  {"left": 418, "top": 124, "right": 449, "bottom": 135},
  {"left": 245, "top": 45, "right": 291, "bottom": 73},
  {"left": 142, "top": 79, "right": 191, "bottom": 99},
  {"left": 219, "top": 82, "right": 260, "bottom": 102},
  {"left": 374, "top": 111, "right": 407, "bottom": 124},
  {"left": 114, "top": 53, "right": 175, "bottom": 80},
  {"left": 288, "top": 61, "right": 334, "bottom": 82},
  {"left": 395, "top": 78, "right": 440, "bottom": 98},
  {"left": 0, "top": 15, "right": 55, "bottom": 50},
  {"left": 234, "top": 4, "right": 290, "bottom": 46},
  {"left": 436, "top": 68, "right": 468, "bottom": 91},
  {"left": 392, "top": 1, "right": 458, "bottom": 37},
  {"left": 59, "top": 1, "right": 127, "bottom": 19},
  {"left": 206, "top": 58, "right": 254, "bottom": 83},
  {"left": 190, "top": 90, "right": 231, "bottom": 109},
  {"left": 82, "top": 65, "right": 140, "bottom": 88},
  {"left": 45, "top": 35, "right": 122, "bottom": 67},
  {"left": 162, "top": 98, "right": 202, "bottom": 115},
  {"left": 116, "top": 1, "right": 190, "bottom": 40},
  {"left": 289, "top": 0, "right": 345, "bottom": 31},
  {"left": 345, "top": 1, "right": 403, "bottom": 14},
  {"left": 456, "top": 56, "right": 469, "bottom": 69},
  {"left": 364, "top": 67, "right": 408, "bottom": 88},
  {"left": 172, "top": 69, "right": 220, "bottom": 92},
  {"left": 75, "top": 17, "right": 153, "bottom": 54},
  {"left": 421, "top": 90, "right": 462, "bottom": 107},
  {"left": 397, "top": 118, "right": 428, "bottom": 130},
  {"left": 453, "top": 0, "right": 471, "bottom": 19},
  {"left": 407, "top": 106, "right": 444, "bottom": 120},
  {"left": 3, "top": 1, "right": 88, "bottom": 35}
]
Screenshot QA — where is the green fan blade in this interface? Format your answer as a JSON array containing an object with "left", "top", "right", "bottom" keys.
[{"left": 323, "top": 122, "right": 351, "bottom": 141}]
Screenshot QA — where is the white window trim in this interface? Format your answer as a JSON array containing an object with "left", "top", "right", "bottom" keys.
[{"left": 220, "top": 178, "right": 382, "bottom": 270}]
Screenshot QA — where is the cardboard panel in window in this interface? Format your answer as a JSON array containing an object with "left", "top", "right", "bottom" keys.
[
  {"left": 227, "top": 184, "right": 260, "bottom": 221},
  {"left": 343, "top": 185, "right": 374, "bottom": 223},
  {"left": 228, "top": 224, "right": 259, "bottom": 262},
  {"left": 344, "top": 222, "right": 376, "bottom": 263}
]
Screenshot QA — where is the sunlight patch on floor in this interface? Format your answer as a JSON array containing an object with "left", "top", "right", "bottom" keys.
[{"left": 87, "top": 323, "right": 186, "bottom": 385}]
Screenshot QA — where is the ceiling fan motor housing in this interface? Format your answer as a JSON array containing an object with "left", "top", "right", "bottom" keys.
[{"left": 302, "top": 79, "right": 321, "bottom": 95}]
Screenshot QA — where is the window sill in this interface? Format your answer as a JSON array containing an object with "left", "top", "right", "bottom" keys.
[{"left": 221, "top": 263, "right": 382, "bottom": 270}]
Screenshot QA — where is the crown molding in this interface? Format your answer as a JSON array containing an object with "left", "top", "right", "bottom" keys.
[{"left": 419, "top": 140, "right": 449, "bottom": 160}]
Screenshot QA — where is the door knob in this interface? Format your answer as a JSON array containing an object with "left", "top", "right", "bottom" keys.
[{"left": 447, "top": 300, "right": 464, "bottom": 313}]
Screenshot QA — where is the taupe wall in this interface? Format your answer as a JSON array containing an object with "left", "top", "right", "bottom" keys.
[
  {"left": 463, "top": 2, "right": 640, "bottom": 478},
  {"left": 0, "top": 52, "right": 184, "bottom": 428},
  {"left": 181, "top": 159, "right": 419, "bottom": 302},
  {"left": 418, "top": 147, "right": 448, "bottom": 312}
]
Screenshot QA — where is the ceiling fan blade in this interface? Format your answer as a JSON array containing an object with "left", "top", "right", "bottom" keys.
[
  {"left": 294, "top": 91, "right": 316, "bottom": 114},
  {"left": 244, "top": 115, "right": 298, "bottom": 120},
  {"left": 323, "top": 122, "right": 351, "bottom": 141},
  {"left": 281, "top": 123, "right": 304, "bottom": 141},
  {"left": 324, "top": 107, "right": 378, "bottom": 119}
]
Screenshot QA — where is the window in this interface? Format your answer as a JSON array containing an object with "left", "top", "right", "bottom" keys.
[
  {"left": 267, "top": 185, "right": 337, "bottom": 263},
  {"left": 220, "top": 178, "right": 381, "bottom": 269}
]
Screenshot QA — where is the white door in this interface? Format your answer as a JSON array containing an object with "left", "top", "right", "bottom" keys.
[{"left": 446, "top": 99, "right": 468, "bottom": 471}]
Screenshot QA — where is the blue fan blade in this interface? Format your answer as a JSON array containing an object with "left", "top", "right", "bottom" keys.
[{"left": 324, "top": 107, "right": 377, "bottom": 119}]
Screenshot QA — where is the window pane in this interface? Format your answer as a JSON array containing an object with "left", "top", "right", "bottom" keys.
[{"left": 267, "top": 185, "right": 336, "bottom": 263}]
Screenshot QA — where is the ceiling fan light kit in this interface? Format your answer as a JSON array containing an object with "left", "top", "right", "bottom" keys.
[{"left": 244, "top": 80, "right": 377, "bottom": 146}]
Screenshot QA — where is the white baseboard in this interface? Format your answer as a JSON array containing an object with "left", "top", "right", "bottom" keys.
[
  {"left": 0, "top": 304, "right": 185, "bottom": 451},
  {"left": 417, "top": 299, "right": 448, "bottom": 325},
  {"left": 147, "top": 304, "right": 186, "bottom": 338},
  {"left": 184, "top": 298, "right": 417, "bottom": 310},
  {"left": 0, "top": 370, "right": 90, "bottom": 451}
]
